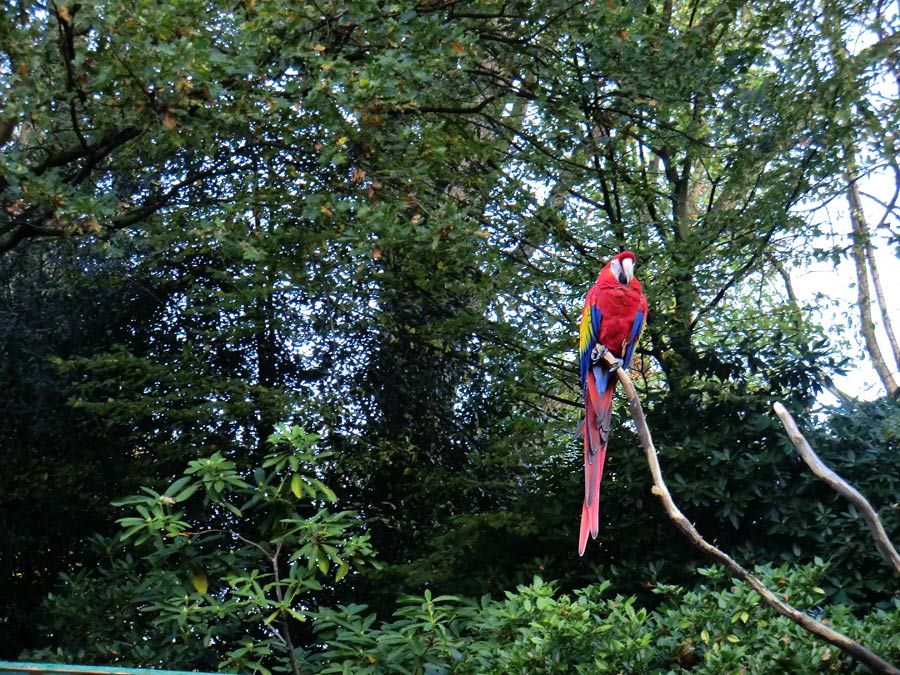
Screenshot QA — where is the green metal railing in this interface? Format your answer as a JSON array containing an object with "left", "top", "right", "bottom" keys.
[{"left": 0, "top": 663, "right": 226, "bottom": 675}]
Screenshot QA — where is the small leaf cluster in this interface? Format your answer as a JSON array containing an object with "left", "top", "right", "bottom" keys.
[
  {"left": 27, "top": 425, "right": 376, "bottom": 672},
  {"left": 309, "top": 578, "right": 654, "bottom": 675}
]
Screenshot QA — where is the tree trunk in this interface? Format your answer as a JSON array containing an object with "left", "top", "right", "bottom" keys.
[
  {"left": 846, "top": 166, "right": 899, "bottom": 396},
  {"left": 823, "top": 0, "right": 899, "bottom": 396}
]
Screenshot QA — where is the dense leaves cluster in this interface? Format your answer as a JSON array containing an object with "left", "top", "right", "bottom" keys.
[{"left": 307, "top": 566, "right": 900, "bottom": 674}]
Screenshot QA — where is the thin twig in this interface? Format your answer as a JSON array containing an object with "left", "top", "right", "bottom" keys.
[
  {"left": 773, "top": 402, "right": 900, "bottom": 578},
  {"left": 271, "top": 541, "right": 302, "bottom": 675},
  {"left": 605, "top": 353, "right": 900, "bottom": 675}
]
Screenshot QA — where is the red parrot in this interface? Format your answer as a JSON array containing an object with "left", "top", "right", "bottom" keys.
[{"left": 577, "top": 250, "right": 648, "bottom": 556}]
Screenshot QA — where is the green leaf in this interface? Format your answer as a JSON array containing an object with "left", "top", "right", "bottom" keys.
[
  {"left": 291, "top": 473, "right": 303, "bottom": 499},
  {"left": 311, "top": 478, "right": 337, "bottom": 502},
  {"left": 191, "top": 571, "right": 208, "bottom": 594},
  {"left": 222, "top": 501, "right": 243, "bottom": 518},
  {"left": 164, "top": 476, "right": 193, "bottom": 498},
  {"left": 173, "top": 483, "right": 200, "bottom": 503}
]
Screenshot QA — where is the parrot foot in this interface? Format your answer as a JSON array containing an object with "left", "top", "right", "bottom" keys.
[{"left": 591, "top": 344, "right": 623, "bottom": 370}]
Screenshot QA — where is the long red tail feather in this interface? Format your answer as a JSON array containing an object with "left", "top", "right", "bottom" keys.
[{"left": 578, "top": 372, "right": 615, "bottom": 556}]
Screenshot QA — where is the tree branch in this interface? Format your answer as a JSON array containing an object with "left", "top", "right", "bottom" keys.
[
  {"left": 604, "top": 352, "right": 900, "bottom": 675},
  {"left": 270, "top": 541, "right": 302, "bottom": 675},
  {"left": 773, "top": 402, "right": 900, "bottom": 578}
]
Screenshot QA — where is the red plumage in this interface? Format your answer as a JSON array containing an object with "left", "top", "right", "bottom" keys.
[{"left": 577, "top": 251, "right": 648, "bottom": 556}]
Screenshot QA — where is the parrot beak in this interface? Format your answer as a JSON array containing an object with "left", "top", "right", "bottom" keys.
[{"left": 620, "top": 258, "right": 634, "bottom": 285}]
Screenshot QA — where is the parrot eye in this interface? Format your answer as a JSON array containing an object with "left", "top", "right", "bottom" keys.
[{"left": 610, "top": 259, "right": 622, "bottom": 279}]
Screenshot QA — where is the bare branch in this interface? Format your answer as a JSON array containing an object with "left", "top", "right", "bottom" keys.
[
  {"left": 773, "top": 401, "right": 900, "bottom": 578},
  {"left": 604, "top": 352, "right": 900, "bottom": 675}
]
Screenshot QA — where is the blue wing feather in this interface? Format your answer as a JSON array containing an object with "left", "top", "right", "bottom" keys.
[{"left": 622, "top": 310, "right": 645, "bottom": 368}]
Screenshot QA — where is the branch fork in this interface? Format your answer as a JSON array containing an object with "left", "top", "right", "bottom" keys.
[{"left": 603, "top": 351, "right": 900, "bottom": 674}]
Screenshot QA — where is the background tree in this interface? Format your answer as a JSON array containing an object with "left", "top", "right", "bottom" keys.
[
  {"left": 2, "top": 0, "right": 899, "bottom": 666},
  {"left": 0, "top": 241, "right": 148, "bottom": 655},
  {"left": 820, "top": 0, "right": 900, "bottom": 396}
]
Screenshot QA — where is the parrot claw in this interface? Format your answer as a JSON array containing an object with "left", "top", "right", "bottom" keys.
[
  {"left": 591, "top": 344, "right": 623, "bottom": 370},
  {"left": 590, "top": 344, "right": 608, "bottom": 364}
]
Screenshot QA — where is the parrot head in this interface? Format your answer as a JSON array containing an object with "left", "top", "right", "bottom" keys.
[{"left": 608, "top": 251, "right": 636, "bottom": 286}]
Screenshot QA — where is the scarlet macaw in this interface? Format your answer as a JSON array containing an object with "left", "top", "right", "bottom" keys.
[{"left": 577, "top": 250, "right": 648, "bottom": 556}]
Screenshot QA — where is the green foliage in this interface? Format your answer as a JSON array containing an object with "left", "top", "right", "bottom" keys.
[
  {"left": 4, "top": 0, "right": 900, "bottom": 669},
  {"left": 26, "top": 426, "right": 376, "bottom": 672},
  {"left": 653, "top": 564, "right": 900, "bottom": 674},
  {"left": 308, "top": 565, "right": 900, "bottom": 674},
  {"left": 762, "top": 397, "right": 900, "bottom": 605}
]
